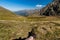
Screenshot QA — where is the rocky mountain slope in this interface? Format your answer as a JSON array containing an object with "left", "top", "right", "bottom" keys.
[
  {"left": 15, "top": 0, "right": 60, "bottom": 17},
  {"left": 30, "top": 0, "right": 60, "bottom": 16}
]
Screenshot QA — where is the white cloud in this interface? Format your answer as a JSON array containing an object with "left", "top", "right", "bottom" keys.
[{"left": 36, "top": 4, "right": 45, "bottom": 8}]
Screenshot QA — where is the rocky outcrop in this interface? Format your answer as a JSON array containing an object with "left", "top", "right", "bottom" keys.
[
  {"left": 30, "top": 0, "right": 60, "bottom": 16},
  {"left": 40, "top": 0, "right": 60, "bottom": 16}
]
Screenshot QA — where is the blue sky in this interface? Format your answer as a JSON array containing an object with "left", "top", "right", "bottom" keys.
[{"left": 0, "top": 0, "right": 52, "bottom": 11}]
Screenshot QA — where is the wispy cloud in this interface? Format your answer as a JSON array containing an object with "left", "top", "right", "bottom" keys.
[{"left": 36, "top": 4, "right": 45, "bottom": 8}]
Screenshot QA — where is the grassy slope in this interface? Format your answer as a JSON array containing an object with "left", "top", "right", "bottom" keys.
[
  {"left": 0, "top": 7, "right": 60, "bottom": 40},
  {"left": 0, "top": 6, "right": 26, "bottom": 21}
]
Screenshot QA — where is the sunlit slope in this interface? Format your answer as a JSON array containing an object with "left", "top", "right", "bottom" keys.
[
  {"left": 0, "top": 7, "right": 17, "bottom": 17},
  {"left": 0, "top": 6, "right": 25, "bottom": 20}
]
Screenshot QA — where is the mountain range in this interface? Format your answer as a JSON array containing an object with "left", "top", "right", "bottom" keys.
[
  {"left": 32, "top": 0, "right": 60, "bottom": 16},
  {"left": 15, "top": 0, "right": 60, "bottom": 16},
  {"left": 15, "top": 9, "right": 39, "bottom": 16}
]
